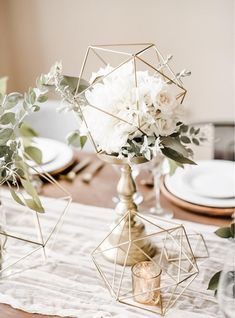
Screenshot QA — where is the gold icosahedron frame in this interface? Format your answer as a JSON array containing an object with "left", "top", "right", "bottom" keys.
[
  {"left": 73, "top": 43, "right": 187, "bottom": 153},
  {"left": 91, "top": 211, "right": 199, "bottom": 316},
  {"left": 0, "top": 165, "right": 72, "bottom": 278}
]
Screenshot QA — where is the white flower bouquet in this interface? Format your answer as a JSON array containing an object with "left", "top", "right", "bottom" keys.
[{"left": 41, "top": 55, "right": 204, "bottom": 171}]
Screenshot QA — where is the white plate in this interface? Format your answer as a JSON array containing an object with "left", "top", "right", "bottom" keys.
[
  {"left": 182, "top": 160, "right": 235, "bottom": 198},
  {"left": 30, "top": 138, "right": 74, "bottom": 175},
  {"left": 165, "top": 160, "right": 235, "bottom": 208}
]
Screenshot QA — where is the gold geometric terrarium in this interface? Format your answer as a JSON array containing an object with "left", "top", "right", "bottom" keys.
[
  {"left": 92, "top": 210, "right": 199, "bottom": 316},
  {"left": 74, "top": 43, "right": 187, "bottom": 153},
  {"left": 0, "top": 169, "right": 71, "bottom": 278}
]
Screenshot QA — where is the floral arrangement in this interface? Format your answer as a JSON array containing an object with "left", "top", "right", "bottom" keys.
[
  {"left": 42, "top": 61, "right": 204, "bottom": 171},
  {"left": 0, "top": 77, "right": 47, "bottom": 212}
]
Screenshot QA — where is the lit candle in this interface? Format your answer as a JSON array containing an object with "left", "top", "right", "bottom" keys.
[{"left": 132, "top": 261, "right": 161, "bottom": 305}]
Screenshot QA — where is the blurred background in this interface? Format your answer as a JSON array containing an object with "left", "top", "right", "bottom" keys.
[{"left": 0, "top": 0, "right": 234, "bottom": 143}]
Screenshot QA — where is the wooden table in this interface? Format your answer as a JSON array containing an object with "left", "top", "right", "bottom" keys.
[{"left": 1, "top": 152, "right": 231, "bottom": 318}]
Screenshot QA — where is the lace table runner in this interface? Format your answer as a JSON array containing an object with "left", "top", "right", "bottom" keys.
[{"left": 0, "top": 195, "right": 227, "bottom": 318}]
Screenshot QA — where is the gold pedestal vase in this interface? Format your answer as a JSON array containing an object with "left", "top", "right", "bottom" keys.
[{"left": 99, "top": 155, "right": 156, "bottom": 266}]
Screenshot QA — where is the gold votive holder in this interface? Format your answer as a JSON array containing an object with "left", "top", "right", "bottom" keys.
[{"left": 131, "top": 260, "right": 162, "bottom": 305}]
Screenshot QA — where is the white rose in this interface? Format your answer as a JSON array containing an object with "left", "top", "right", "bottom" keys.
[{"left": 153, "top": 86, "right": 178, "bottom": 116}]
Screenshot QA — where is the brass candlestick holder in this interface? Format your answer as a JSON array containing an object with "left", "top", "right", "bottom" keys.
[{"left": 98, "top": 154, "right": 156, "bottom": 265}]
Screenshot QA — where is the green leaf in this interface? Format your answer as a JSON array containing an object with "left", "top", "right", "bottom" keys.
[
  {"left": 60, "top": 76, "right": 89, "bottom": 94},
  {"left": 9, "top": 187, "right": 25, "bottom": 206},
  {"left": 33, "top": 105, "right": 40, "bottom": 112},
  {"left": 0, "top": 128, "right": 14, "bottom": 144},
  {"left": 24, "top": 146, "right": 42, "bottom": 164},
  {"left": 0, "top": 112, "right": 15, "bottom": 125},
  {"left": 180, "top": 136, "right": 191, "bottom": 144},
  {"left": 195, "top": 128, "right": 200, "bottom": 135},
  {"left": 208, "top": 271, "right": 221, "bottom": 291},
  {"left": 189, "top": 127, "right": 195, "bottom": 135},
  {"left": 29, "top": 89, "right": 36, "bottom": 104},
  {"left": 162, "top": 147, "right": 196, "bottom": 165},
  {"left": 0, "top": 77, "right": 8, "bottom": 95},
  {"left": 0, "top": 145, "right": 9, "bottom": 157},
  {"left": 67, "top": 131, "right": 80, "bottom": 145},
  {"left": 230, "top": 223, "right": 235, "bottom": 238},
  {"left": 37, "top": 95, "right": 48, "bottom": 103},
  {"left": 161, "top": 137, "right": 189, "bottom": 157},
  {"left": 5, "top": 92, "right": 22, "bottom": 109},
  {"left": 192, "top": 138, "right": 200, "bottom": 146},
  {"left": 180, "top": 125, "right": 188, "bottom": 133},
  {"left": 25, "top": 199, "right": 45, "bottom": 213},
  {"left": 21, "top": 178, "right": 38, "bottom": 197},
  {"left": 215, "top": 227, "right": 232, "bottom": 238},
  {"left": 80, "top": 136, "right": 87, "bottom": 148},
  {"left": 19, "top": 122, "right": 38, "bottom": 137},
  {"left": 168, "top": 158, "right": 184, "bottom": 176}
]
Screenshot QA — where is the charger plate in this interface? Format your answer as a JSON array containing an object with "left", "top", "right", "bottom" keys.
[{"left": 161, "top": 179, "right": 234, "bottom": 217}]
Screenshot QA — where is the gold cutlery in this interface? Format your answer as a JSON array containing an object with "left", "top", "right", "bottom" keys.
[
  {"left": 61, "top": 157, "right": 92, "bottom": 181},
  {"left": 81, "top": 161, "right": 104, "bottom": 183}
]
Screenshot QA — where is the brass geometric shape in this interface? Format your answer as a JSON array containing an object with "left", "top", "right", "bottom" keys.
[
  {"left": 74, "top": 43, "right": 187, "bottom": 154},
  {"left": 91, "top": 211, "right": 199, "bottom": 316},
  {"left": 0, "top": 168, "right": 72, "bottom": 279}
]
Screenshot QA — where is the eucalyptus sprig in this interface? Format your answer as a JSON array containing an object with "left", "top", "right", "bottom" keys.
[{"left": 0, "top": 76, "right": 48, "bottom": 212}]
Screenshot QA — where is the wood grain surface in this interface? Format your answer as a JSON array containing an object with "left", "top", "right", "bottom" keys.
[{"left": 0, "top": 152, "right": 231, "bottom": 318}]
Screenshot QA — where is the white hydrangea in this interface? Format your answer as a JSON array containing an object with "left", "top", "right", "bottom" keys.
[{"left": 82, "top": 61, "right": 183, "bottom": 155}]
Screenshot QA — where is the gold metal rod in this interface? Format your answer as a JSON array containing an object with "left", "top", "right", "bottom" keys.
[
  {"left": 91, "top": 47, "right": 108, "bottom": 66},
  {"left": 0, "top": 232, "right": 44, "bottom": 246},
  {"left": 136, "top": 55, "right": 187, "bottom": 93},
  {"left": 74, "top": 56, "right": 134, "bottom": 99},
  {"left": 135, "top": 43, "right": 154, "bottom": 56},
  {"left": 89, "top": 46, "right": 132, "bottom": 56}
]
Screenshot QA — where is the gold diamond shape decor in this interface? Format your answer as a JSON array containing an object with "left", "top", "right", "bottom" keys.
[
  {"left": 91, "top": 211, "right": 199, "bottom": 316},
  {"left": 0, "top": 167, "right": 71, "bottom": 279},
  {"left": 73, "top": 43, "right": 187, "bottom": 153}
]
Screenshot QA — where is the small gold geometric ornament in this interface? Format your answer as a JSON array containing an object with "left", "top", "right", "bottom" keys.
[
  {"left": 0, "top": 167, "right": 72, "bottom": 279},
  {"left": 74, "top": 43, "right": 187, "bottom": 153},
  {"left": 91, "top": 210, "right": 199, "bottom": 316}
]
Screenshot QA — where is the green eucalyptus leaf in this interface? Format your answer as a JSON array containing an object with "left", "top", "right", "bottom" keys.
[
  {"left": 161, "top": 137, "right": 189, "bottom": 157},
  {"left": 25, "top": 146, "right": 42, "bottom": 164},
  {"left": 21, "top": 178, "right": 38, "bottom": 197},
  {"left": 29, "top": 89, "right": 36, "bottom": 104},
  {"left": 189, "top": 127, "right": 195, "bottom": 135},
  {"left": 0, "top": 112, "right": 15, "bottom": 125},
  {"left": 25, "top": 199, "right": 45, "bottom": 213},
  {"left": 0, "top": 145, "right": 9, "bottom": 157},
  {"left": 168, "top": 159, "right": 184, "bottom": 176},
  {"left": 60, "top": 76, "right": 89, "bottom": 94},
  {"left": 162, "top": 147, "right": 196, "bottom": 165},
  {"left": 180, "top": 125, "right": 188, "bottom": 133},
  {"left": 80, "top": 136, "right": 87, "bottom": 148},
  {"left": 192, "top": 138, "right": 200, "bottom": 146},
  {"left": 180, "top": 136, "right": 191, "bottom": 144},
  {"left": 9, "top": 187, "right": 25, "bottom": 206},
  {"left": 215, "top": 227, "right": 231, "bottom": 238},
  {"left": 208, "top": 271, "right": 221, "bottom": 291},
  {"left": 5, "top": 92, "right": 22, "bottom": 109},
  {"left": 19, "top": 122, "right": 38, "bottom": 137},
  {"left": 33, "top": 105, "right": 40, "bottom": 112},
  {"left": 0, "top": 128, "right": 14, "bottom": 144},
  {"left": 67, "top": 130, "right": 80, "bottom": 146},
  {"left": 37, "top": 95, "right": 48, "bottom": 103},
  {"left": 195, "top": 128, "right": 200, "bottom": 135}
]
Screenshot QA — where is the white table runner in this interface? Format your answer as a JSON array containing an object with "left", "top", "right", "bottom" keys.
[{"left": 0, "top": 197, "right": 228, "bottom": 318}]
